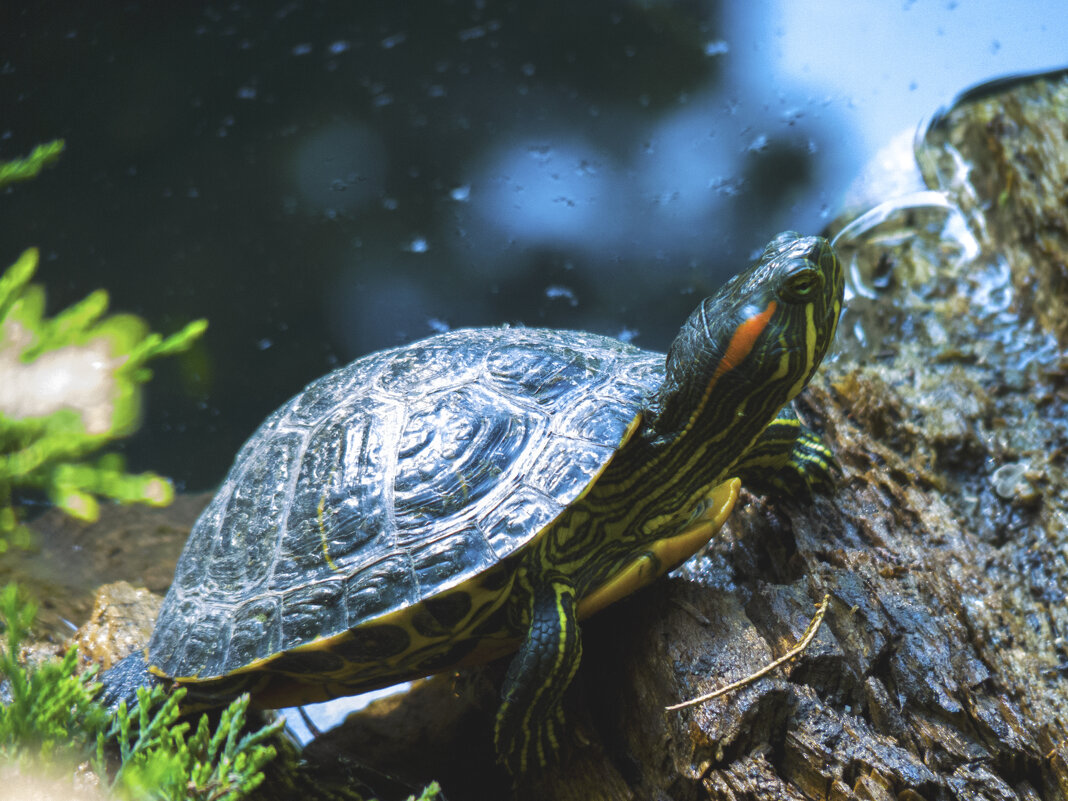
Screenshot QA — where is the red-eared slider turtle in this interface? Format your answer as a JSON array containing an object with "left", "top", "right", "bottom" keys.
[{"left": 104, "top": 232, "right": 844, "bottom": 774}]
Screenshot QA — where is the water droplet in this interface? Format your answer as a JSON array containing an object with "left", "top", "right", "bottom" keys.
[
  {"left": 709, "top": 176, "right": 741, "bottom": 196},
  {"left": 216, "top": 115, "right": 235, "bottom": 138},
  {"left": 703, "top": 40, "right": 729, "bottom": 56},
  {"left": 450, "top": 184, "right": 471, "bottom": 202},
  {"left": 458, "top": 25, "right": 487, "bottom": 41},
  {"left": 545, "top": 285, "right": 578, "bottom": 307},
  {"left": 328, "top": 40, "right": 350, "bottom": 55},
  {"left": 406, "top": 237, "right": 429, "bottom": 253},
  {"left": 780, "top": 108, "right": 803, "bottom": 125},
  {"left": 991, "top": 461, "right": 1036, "bottom": 502}
]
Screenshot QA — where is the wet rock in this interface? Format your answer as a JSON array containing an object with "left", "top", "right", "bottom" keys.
[
  {"left": 73, "top": 581, "right": 161, "bottom": 671},
  {"left": 920, "top": 69, "right": 1068, "bottom": 346},
  {"left": 3, "top": 492, "right": 207, "bottom": 642}
]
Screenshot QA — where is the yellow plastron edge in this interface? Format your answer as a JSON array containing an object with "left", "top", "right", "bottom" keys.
[{"left": 577, "top": 478, "right": 741, "bottom": 621}]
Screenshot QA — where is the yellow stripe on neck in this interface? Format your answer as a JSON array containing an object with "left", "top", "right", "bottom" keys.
[{"left": 786, "top": 303, "right": 817, "bottom": 400}]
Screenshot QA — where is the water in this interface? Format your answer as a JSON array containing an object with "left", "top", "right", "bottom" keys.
[{"left": 1, "top": 1, "right": 1065, "bottom": 488}]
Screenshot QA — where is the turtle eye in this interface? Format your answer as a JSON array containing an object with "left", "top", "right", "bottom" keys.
[{"left": 781, "top": 265, "right": 822, "bottom": 303}]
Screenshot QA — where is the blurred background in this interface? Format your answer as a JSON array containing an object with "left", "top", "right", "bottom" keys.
[{"left": 2, "top": 0, "right": 1065, "bottom": 490}]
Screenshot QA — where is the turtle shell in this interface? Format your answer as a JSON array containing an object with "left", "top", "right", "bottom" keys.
[{"left": 148, "top": 327, "right": 663, "bottom": 682}]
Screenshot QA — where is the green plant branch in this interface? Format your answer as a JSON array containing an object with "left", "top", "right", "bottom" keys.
[
  {"left": 0, "top": 140, "right": 65, "bottom": 190},
  {"left": 0, "top": 246, "right": 207, "bottom": 543}
]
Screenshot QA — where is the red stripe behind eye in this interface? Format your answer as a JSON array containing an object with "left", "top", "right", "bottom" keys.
[
  {"left": 710, "top": 300, "right": 777, "bottom": 383},
  {"left": 680, "top": 299, "right": 779, "bottom": 437}
]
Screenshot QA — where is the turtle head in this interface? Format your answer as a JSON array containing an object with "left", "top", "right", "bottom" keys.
[{"left": 651, "top": 232, "right": 843, "bottom": 451}]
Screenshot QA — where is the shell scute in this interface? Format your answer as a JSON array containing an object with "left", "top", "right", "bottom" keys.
[
  {"left": 180, "top": 603, "right": 234, "bottom": 678},
  {"left": 171, "top": 491, "right": 225, "bottom": 591},
  {"left": 479, "top": 484, "right": 565, "bottom": 559},
  {"left": 413, "top": 591, "right": 474, "bottom": 637},
  {"left": 280, "top": 580, "right": 347, "bottom": 651},
  {"left": 268, "top": 648, "right": 346, "bottom": 676},
  {"left": 341, "top": 552, "right": 417, "bottom": 626},
  {"left": 211, "top": 428, "right": 305, "bottom": 591},
  {"left": 562, "top": 393, "right": 641, "bottom": 446},
  {"left": 376, "top": 340, "right": 484, "bottom": 396},
  {"left": 527, "top": 437, "right": 616, "bottom": 500},
  {"left": 148, "top": 594, "right": 194, "bottom": 671},
  {"left": 485, "top": 342, "right": 602, "bottom": 406},
  {"left": 331, "top": 623, "right": 411, "bottom": 663},
  {"left": 285, "top": 360, "right": 376, "bottom": 426},
  {"left": 393, "top": 384, "right": 541, "bottom": 532},
  {"left": 228, "top": 596, "right": 282, "bottom": 671},
  {"left": 280, "top": 403, "right": 399, "bottom": 581},
  {"left": 409, "top": 525, "right": 497, "bottom": 597},
  {"left": 617, "top": 355, "right": 664, "bottom": 390}
]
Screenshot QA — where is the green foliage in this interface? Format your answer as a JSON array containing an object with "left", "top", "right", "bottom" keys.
[
  {"left": 107, "top": 686, "right": 283, "bottom": 801},
  {"left": 0, "top": 583, "right": 108, "bottom": 765},
  {"left": 408, "top": 783, "right": 442, "bottom": 801},
  {"left": 0, "top": 245, "right": 208, "bottom": 549},
  {"left": 1, "top": 139, "right": 208, "bottom": 549},
  {"left": 0, "top": 140, "right": 65, "bottom": 189},
  {"left": 0, "top": 583, "right": 284, "bottom": 800}
]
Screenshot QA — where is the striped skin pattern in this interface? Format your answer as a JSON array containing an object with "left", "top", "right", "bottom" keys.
[
  {"left": 105, "top": 232, "right": 843, "bottom": 777},
  {"left": 495, "top": 576, "right": 581, "bottom": 774},
  {"left": 733, "top": 405, "right": 838, "bottom": 500}
]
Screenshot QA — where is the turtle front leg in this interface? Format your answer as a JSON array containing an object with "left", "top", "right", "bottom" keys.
[
  {"left": 733, "top": 405, "right": 838, "bottom": 500},
  {"left": 495, "top": 576, "right": 582, "bottom": 775}
]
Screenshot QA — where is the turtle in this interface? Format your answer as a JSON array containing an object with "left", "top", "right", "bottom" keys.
[{"left": 103, "top": 231, "right": 844, "bottom": 775}]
